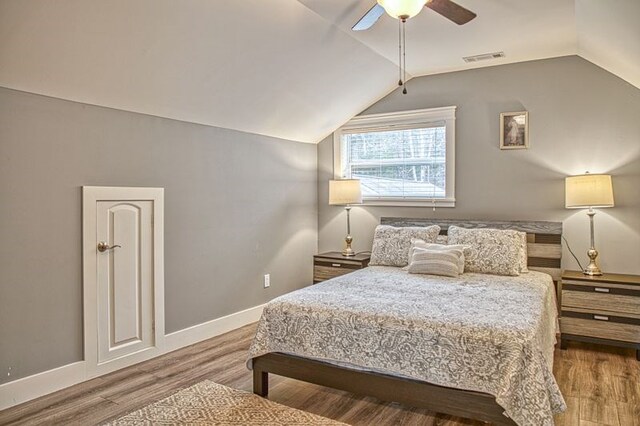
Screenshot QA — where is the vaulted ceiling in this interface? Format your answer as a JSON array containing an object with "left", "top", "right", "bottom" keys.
[{"left": 0, "top": 0, "right": 637, "bottom": 144}]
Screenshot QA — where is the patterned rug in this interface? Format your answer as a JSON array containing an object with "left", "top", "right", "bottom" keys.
[{"left": 105, "top": 380, "right": 347, "bottom": 425}]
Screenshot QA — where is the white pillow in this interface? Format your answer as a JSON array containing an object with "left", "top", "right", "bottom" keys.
[
  {"left": 447, "top": 226, "right": 522, "bottom": 276},
  {"left": 370, "top": 225, "right": 441, "bottom": 267},
  {"left": 408, "top": 247, "right": 462, "bottom": 278},
  {"left": 410, "top": 240, "right": 466, "bottom": 274}
]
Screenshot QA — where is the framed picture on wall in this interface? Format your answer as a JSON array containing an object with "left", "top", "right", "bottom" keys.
[{"left": 500, "top": 111, "right": 529, "bottom": 149}]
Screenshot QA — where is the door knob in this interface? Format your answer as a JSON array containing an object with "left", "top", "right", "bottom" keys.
[{"left": 97, "top": 241, "right": 122, "bottom": 252}]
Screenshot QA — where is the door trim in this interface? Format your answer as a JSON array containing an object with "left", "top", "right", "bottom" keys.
[{"left": 82, "top": 186, "right": 165, "bottom": 378}]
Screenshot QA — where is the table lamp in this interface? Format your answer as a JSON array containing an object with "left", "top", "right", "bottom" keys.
[
  {"left": 565, "top": 173, "right": 614, "bottom": 276},
  {"left": 329, "top": 179, "right": 363, "bottom": 256}
]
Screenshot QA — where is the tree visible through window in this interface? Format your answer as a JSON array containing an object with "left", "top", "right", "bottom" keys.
[
  {"left": 335, "top": 107, "right": 456, "bottom": 206},
  {"left": 341, "top": 125, "right": 447, "bottom": 199}
]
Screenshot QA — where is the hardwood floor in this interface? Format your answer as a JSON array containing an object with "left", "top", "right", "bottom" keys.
[{"left": 1, "top": 323, "right": 638, "bottom": 426}]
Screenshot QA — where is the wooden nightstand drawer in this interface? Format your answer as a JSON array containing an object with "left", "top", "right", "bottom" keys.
[
  {"left": 314, "top": 258, "right": 363, "bottom": 269},
  {"left": 561, "top": 314, "right": 640, "bottom": 344},
  {"left": 313, "top": 252, "right": 370, "bottom": 283},
  {"left": 561, "top": 281, "right": 640, "bottom": 315},
  {"left": 313, "top": 265, "right": 355, "bottom": 282}
]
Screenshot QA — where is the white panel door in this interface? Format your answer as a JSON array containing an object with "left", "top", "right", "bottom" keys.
[
  {"left": 83, "top": 187, "right": 164, "bottom": 377},
  {"left": 96, "top": 201, "right": 153, "bottom": 363}
]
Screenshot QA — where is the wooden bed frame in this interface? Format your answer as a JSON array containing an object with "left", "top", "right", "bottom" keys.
[{"left": 252, "top": 218, "right": 563, "bottom": 425}]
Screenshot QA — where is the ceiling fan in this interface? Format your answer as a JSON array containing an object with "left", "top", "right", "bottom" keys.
[
  {"left": 353, "top": 0, "right": 477, "bottom": 94},
  {"left": 353, "top": 0, "right": 477, "bottom": 31}
]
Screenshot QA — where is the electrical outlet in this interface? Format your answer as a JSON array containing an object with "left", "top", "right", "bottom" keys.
[{"left": 263, "top": 274, "right": 270, "bottom": 288}]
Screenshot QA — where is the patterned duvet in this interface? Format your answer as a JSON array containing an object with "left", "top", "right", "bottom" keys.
[{"left": 248, "top": 266, "right": 566, "bottom": 425}]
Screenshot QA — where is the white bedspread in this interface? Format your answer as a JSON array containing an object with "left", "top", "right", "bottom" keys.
[{"left": 248, "top": 266, "right": 566, "bottom": 425}]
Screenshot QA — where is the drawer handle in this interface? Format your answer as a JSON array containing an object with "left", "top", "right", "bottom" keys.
[
  {"left": 332, "top": 263, "right": 341, "bottom": 267},
  {"left": 594, "top": 287, "right": 610, "bottom": 293},
  {"left": 593, "top": 315, "right": 609, "bottom": 321}
]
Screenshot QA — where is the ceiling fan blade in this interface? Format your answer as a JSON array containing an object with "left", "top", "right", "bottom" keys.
[
  {"left": 426, "top": 0, "right": 477, "bottom": 25},
  {"left": 352, "top": 3, "right": 385, "bottom": 31}
]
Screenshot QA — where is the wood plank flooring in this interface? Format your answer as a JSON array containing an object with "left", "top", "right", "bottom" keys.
[{"left": 1, "top": 323, "right": 638, "bottom": 426}]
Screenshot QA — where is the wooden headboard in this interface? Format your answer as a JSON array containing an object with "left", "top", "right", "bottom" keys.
[{"left": 380, "top": 217, "right": 563, "bottom": 282}]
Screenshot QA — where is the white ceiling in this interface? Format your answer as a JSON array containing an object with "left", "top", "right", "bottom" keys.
[
  {"left": 299, "top": 0, "right": 578, "bottom": 76},
  {"left": 0, "top": 1, "right": 638, "bottom": 144},
  {"left": 0, "top": 0, "right": 399, "bottom": 143},
  {"left": 576, "top": 0, "right": 640, "bottom": 92}
]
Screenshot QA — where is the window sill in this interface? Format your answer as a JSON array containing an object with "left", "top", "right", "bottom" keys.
[{"left": 360, "top": 198, "right": 456, "bottom": 208}]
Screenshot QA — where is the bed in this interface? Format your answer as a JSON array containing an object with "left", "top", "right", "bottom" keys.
[{"left": 248, "top": 218, "right": 566, "bottom": 426}]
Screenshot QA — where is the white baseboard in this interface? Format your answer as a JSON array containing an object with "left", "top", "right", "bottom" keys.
[
  {"left": 0, "top": 303, "right": 265, "bottom": 411},
  {"left": 0, "top": 362, "right": 86, "bottom": 411},
  {"left": 164, "top": 303, "right": 265, "bottom": 352}
]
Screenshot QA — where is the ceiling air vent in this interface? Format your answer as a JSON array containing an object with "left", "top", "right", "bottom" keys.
[{"left": 463, "top": 51, "right": 505, "bottom": 63}]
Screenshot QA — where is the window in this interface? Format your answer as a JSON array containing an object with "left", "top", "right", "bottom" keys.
[{"left": 334, "top": 106, "right": 456, "bottom": 207}]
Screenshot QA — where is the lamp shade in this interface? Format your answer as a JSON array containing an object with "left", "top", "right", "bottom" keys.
[
  {"left": 329, "top": 179, "right": 362, "bottom": 205},
  {"left": 377, "top": 0, "right": 426, "bottom": 19},
  {"left": 565, "top": 174, "right": 614, "bottom": 208}
]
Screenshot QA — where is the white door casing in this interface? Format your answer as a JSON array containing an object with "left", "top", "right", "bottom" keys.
[{"left": 83, "top": 186, "right": 164, "bottom": 377}]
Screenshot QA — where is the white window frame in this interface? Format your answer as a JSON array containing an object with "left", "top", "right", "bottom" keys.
[{"left": 333, "top": 106, "right": 456, "bottom": 207}]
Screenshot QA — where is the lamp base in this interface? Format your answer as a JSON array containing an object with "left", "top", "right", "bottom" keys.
[
  {"left": 342, "top": 235, "right": 355, "bottom": 257},
  {"left": 583, "top": 248, "right": 602, "bottom": 276}
]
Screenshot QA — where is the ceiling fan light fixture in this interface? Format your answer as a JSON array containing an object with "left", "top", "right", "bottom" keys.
[{"left": 377, "top": 0, "right": 426, "bottom": 20}]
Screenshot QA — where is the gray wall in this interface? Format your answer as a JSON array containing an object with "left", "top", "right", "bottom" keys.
[
  {"left": 319, "top": 56, "right": 640, "bottom": 275},
  {"left": 0, "top": 87, "right": 317, "bottom": 384}
]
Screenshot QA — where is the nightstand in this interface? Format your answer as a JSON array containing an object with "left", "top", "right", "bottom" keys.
[
  {"left": 560, "top": 270, "right": 640, "bottom": 360},
  {"left": 313, "top": 252, "right": 370, "bottom": 284}
]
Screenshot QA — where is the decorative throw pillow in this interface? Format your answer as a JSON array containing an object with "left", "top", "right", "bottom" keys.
[
  {"left": 435, "top": 234, "right": 448, "bottom": 245},
  {"left": 369, "top": 225, "right": 441, "bottom": 267},
  {"left": 407, "top": 247, "right": 462, "bottom": 278},
  {"left": 447, "top": 226, "right": 522, "bottom": 276},
  {"left": 518, "top": 232, "right": 529, "bottom": 273},
  {"left": 409, "top": 240, "right": 466, "bottom": 274}
]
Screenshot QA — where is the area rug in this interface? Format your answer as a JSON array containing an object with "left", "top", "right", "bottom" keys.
[{"left": 105, "top": 380, "right": 347, "bottom": 425}]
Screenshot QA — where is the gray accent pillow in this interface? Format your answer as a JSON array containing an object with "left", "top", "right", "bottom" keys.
[
  {"left": 447, "top": 226, "right": 522, "bottom": 276},
  {"left": 408, "top": 247, "right": 462, "bottom": 277},
  {"left": 369, "top": 225, "right": 441, "bottom": 267}
]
